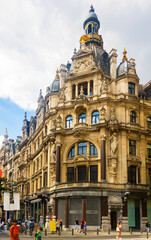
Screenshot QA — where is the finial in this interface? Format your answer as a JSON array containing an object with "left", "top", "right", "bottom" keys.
[
  {"left": 55, "top": 68, "right": 59, "bottom": 79},
  {"left": 74, "top": 48, "right": 77, "bottom": 54},
  {"left": 122, "top": 48, "right": 128, "bottom": 62},
  {"left": 24, "top": 112, "right": 27, "bottom": 119},
  {"left": 40, "top": 89, "right": 42, "bottom": 95},
  {"left": 89, "top": 4, "right": 94, "bottom": 13},
  {"left": 5, "top": 128, "right": 7, "bottom": 133}
]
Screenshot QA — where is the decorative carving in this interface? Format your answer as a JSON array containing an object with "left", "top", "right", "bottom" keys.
[
  {"left": 99, "top": 133, "right": 106, "bottom": 140},
  {"left": 109, "top": 106, "right": 118, "bottom": 124},
  {"left": 50, "top": 162, "right": 56, "bottom": 184},
  {"left": 100, "top": 78, "right": 109, "bottom": 93},
  {"left": 59, "top": 88, "right": 66, "bottom": 102},
  {"left": 108, "top": 195, "right": 122, "bottom": 205},
  {"left": 56, "top": 115, "right": 62, "bottom": 128},
  {"left": 108, "top": 157, "right": 118, "bottom": 183},
  {"left": 110, "top": 133, "right": 118, "bottom": 156},
  {"left": 73, "top": 57, "right": 96, "bottom": 73},
  {"left": 50, "top": 142, "right": 56, "bottom": 162},
  {"left": 52, "top": 119, "right": 56, "bottom": 129},
  {"left": 100, "top": 106, "right": 106, "bottom": 123}
]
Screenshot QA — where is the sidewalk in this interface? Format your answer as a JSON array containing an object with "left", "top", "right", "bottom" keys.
[{"left": 1, "top": 230, "right": 151, "bottom": 239}]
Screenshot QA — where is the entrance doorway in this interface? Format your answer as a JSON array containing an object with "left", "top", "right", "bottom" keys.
[{"left": 111, "top": 211, "right": 117, "bottom": 229}]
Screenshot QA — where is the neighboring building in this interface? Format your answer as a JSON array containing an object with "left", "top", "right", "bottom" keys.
[{"left": 1, "top": 5, "right": 151, "bottom": 231}]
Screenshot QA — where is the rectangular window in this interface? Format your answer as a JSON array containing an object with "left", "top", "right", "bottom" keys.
[
  {"left": 128, "top": 82, "right": 135, "bottom": 95},
  {"left": 90, "top": 165, "right": 98, "bottom": 182},
  {"left": 128, "top": 166, "right": 136, "bottom": 184},
  {"left": 78, "top": 142, "right": 87, "bottom": 155},
  {"left": 147, "top": 144, "right": 151, "bottom": 158},
  {"left": 43, "top": 172, "right": 47, "bottom": 187},
  {"left": 40, "top": 176, "right": 42, "bottom": 189},
  {"left": 67, "top": 167, "right": 74, "bottom": 182},
  {"left": 129, "top": 140, "right": 136, "bottom": 156},
  {"left": 46, "top": 150, "right": 48, "bottom": 163},
  {"left": 37, "top": 159, "right": 39, "bottom": 171},
  {"left": 78, "top": 166, "right": 86, "bottom": 182}
]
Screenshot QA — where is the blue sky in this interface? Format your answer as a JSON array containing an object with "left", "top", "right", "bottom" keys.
[
  {"left": 0, "top": 98, "right": 34, "bottom": 142},
  {"left": 0, "top": 0, "right": 151, "bottom": 145}
]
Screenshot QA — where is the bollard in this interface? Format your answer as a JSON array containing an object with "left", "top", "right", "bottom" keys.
[
  {"left": 108, "top": 228, "right": 110, "bottom": 235},
  {"left": 130, "top": 227, "right": 132, "bottom": 234},
  {"left": 147, "top": 230, "right": 148, "bottom": 239},
  {"left": 25, "top": 229, "right": 27, "bottom": 235},
  {"left": 45, "top": 229, "right": 47, "bottom": 236},
  {"left": 97, "top": 228, "right": 99, "bottom": 235},
  {"left": 72, "top": 228, "right": 74, "bottom": 235},
  {"left": 59, "top": 228, "right": 61, "bottom": 235},
  {"left": 85, "top": 228, "right": 86, "bottom": 235}
]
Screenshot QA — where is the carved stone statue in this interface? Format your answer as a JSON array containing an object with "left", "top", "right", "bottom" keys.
[
  {"left": 56, "top": 115, "right": 62, "bottom": 128},
  {"left": 59, "top": 90, "right": 66, "bottom": 101},
  {"left": 100, "top": 78, "right": 109, "bottom": 93},
  {"left": 110, "top": 106, "right": 118, "bottom": 124},
  {"left": 100, "top": 106, "right": 106, "bottom": 123},
  {"left": 110, "top": 133, "right": 118, "bottom": 156},
  {"left": 50, "top": 142, "right": 56, "bottom": 162}
]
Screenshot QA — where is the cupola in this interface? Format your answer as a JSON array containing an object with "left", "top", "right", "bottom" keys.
[
  {"left": 117, "top": 48, "right": 132, "bottom": 77},
  {"left": 51, "top": 68, "right": 60, "bottom": 93},
  {"left": 80, "top": 5, "right": 103, "bottom": 48}
]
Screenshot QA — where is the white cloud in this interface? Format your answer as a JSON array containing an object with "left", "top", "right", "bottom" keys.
[
  {"left": 0, "top": 135, "right": 4, "bottom": 148},
  {"left": 0, "top": 0, "right": 151, "bottom": 110}
]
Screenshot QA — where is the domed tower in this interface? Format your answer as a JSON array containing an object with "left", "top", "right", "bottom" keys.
[
  {"left": 51, "top": 68, "right": 60, "bottom": 93},
  {"left": 80, "top": 5, "right": 103, "bottom": 48}
]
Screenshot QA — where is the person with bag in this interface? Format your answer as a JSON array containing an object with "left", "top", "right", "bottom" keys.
[
  {"left": 146, "top": 220, "right": 150, "bottom": 233},
  {"left": 116, "top": 221, "right": 122, "bottom": 240},
  {"left": 10, "top": 219, "right": 20, "bottom": 240}
]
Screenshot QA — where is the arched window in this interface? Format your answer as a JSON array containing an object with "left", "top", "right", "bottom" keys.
[
  {"left": 90, "top": 143, "right": 98, "bottom": 156},
  {"left": 66, "top": 115, "right": 73, "bottom": 128},
  {"left": 79, "top": 113, "right": 86, "bottom": 123},
  {"left": 68, "top": 146, "right": 75, "bottom": 158},
  {"left": 92, "top": 111, "right": 99, "bottom": 124},
  {"left": 88, "top": 24, "right": 92, "bottom": 33},
  {"left": 130, "top": 111, "right": 136, "bottom": 123},
  {"left": 78, "top": 142, "right": 87, "bottom": 155},
  {"left": 147, "top": 117, "right": 151, "bottom": 129}
]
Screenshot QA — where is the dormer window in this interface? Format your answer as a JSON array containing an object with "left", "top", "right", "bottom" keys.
[{"left": 128, "top": 82, "right": 135, "bottom": 95}]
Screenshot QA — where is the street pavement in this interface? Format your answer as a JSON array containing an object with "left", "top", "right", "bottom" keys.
[{"left": 0, "top": 230, "right": 151, "bottom": 239}]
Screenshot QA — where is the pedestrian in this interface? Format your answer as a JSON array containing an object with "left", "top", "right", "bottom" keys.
[
  {"left": 146, "top": 220, "right": 150, "bottom": 233},
  {"left": 80, "top": 218, "right": 84, "bottom": 233},
  {"left": 116, "top": 221, "right": 122, "bottom": 240},
  {"left": 35, "top": 227, "right": 43, "bottom": 240},
  {"left": 74, "top": 218, "right": 79, "bottom": 232},
  {"left": 10, "top": 219, "right": 20, "bottom": 240},
  {"left": 34, "top": 220, "right": 39, "bottom": 233},
  {"left": 56, "top": 219, "right": 60, "bottom": 232},
  {"left": 84, "top": 219, "right": 87, "bottom": 233},
  {"left": 59, "top": 218, "right": 63, "bottom": 231}
]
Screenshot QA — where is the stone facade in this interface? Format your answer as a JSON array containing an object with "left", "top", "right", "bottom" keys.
[{"left": 1, "top": 5, "right": 151, "bottom": 231}]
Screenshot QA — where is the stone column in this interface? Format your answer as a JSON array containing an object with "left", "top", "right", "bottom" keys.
[
  {"left": 101, "top": 197, "right": 110, "bottom": 231},
  {"left": 40, "top": 200, "right": 43, "bottom": 223},
  {"left": 87, "top": 81, "right": 90, "bottom": 96},
  {"left": 45, "top": 199, "right": 50, "bottom": 229},
  {"left": 82, "top": 198, "right": 86, "bottom": 220},
  {"left": 74, "top": 167, "right": 76, "bottom": 182},
  {"left": 100, "top": 134, "right": 106, "bottom": 180},
  {"left": 47, "top": 142, "right": 51, "bottom": 186},
  {"left": 65, "top": 198, "right": 69, "bottom": 228},
  {"left": 86, "top": 165, "right": 89, "bottom": 182},
  {"left": 75, "top": 84, "right": 78, "bottom": 98},
  {"left": 53, "top": 199, "right": 58, "bottom": 220},
  {"left": 122, "top": 200, "right": 129, "bottom": 231},
  {"left": 141, "top": 199, "right": 147, "bottom": 231},
  {"left": 56, "top": 141, "right": 61, "bottom": 183}
]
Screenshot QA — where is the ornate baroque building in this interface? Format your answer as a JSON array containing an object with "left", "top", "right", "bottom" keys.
[{"left": 1, "top": 5, "right": 151, "bottom": 231}]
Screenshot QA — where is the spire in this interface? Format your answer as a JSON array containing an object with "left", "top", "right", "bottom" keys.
[
  {"left": 122, "top": 48, "right": 128, "bottom": 62},
  {"left": 55, "top": 68, "right": 60, "bottom": 79},
  {"left": 89, "top": 4, "right": 95, "bottom": 13}
]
